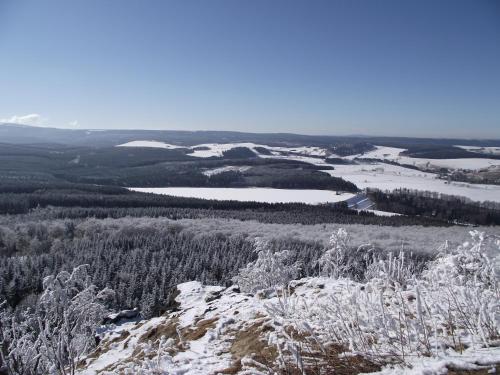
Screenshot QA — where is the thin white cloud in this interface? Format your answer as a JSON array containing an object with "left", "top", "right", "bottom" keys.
[
  {"left": 68, "top": 120, "right": 79, "bottom": 128},
  {"left": 0, "top": 113, "right": 48, "bottom": 126}
]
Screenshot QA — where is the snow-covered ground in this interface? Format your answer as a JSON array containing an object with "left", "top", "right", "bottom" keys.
[
  {"left": 350, "top": 145, "right": 500, "bottom": 170},
  {"left": 188, "top": 142, "right": 330, "bottom": 158},
  {"left": 79, "top": 279, "right": 500, "bottom": 374},
  {"left": 456, "top": 145, "right": 500, "bottom": 156},
  {"left": 187, "top": 143, "right": 259, "bottom": 157},
  {"left": 115, "top": 140, "right": 330, "bottom": 158},
  {"left": 321, "top": 163, "right": 500, "bottom": 203},
  {"left": 129, "top": 187, "right": 355, "bottom": 204},
  {"left": 116, "top": 140, "right": 187, "bottom": 149}
]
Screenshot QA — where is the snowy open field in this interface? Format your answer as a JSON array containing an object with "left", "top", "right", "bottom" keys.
[
  {"left": 350, "top": 145, "right": 500, "bottom": 170},
  {"left": 456, "top": 145, "right": 500, "bottom": 155},
  {"left": 129, "top": 187, "right": 354, "bottom": 204},
  {"left": 116, "top": 140, "right": 186, "bottom": 149},
  {"left": 321, "top": 163, "right": 500, "bottom": 203}
]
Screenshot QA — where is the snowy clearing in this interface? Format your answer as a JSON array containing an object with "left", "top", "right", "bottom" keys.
[
  {"left": 350, "top": 145, "right": 500, "bottom": 170},
  {"left": 202, "top": 165, "right": 251, "bottom": 176},
  {"left": 358, "top": 209, "right": 401, "bottom": 217},
  {"left": 115, "top": 140, "right": 330, "bottom": 157},
  {"left": 456, "top": 145, "right": 500, "bottom": 155},
  {"left": 129, "top": 187, "right": 355, "bottom": 204},
  {"left": 116, "top": 140, "right": 187, "bottom": 149},
  {"left": 321, "top": 163, "right": 500, "bottom": 203},
  {"left": 187, "top": 142, "right": 330, "bottom": 158}
]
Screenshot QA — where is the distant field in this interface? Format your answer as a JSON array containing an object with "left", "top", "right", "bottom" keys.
[
  {"left": 322, "top": 163, "right": 500, "bottom": 203},
  {"left": 129, "top": 187, "right": 355, "bottom": 204},
  {"left": 349, "top": 145, "right": 500, "bottom": 170}
]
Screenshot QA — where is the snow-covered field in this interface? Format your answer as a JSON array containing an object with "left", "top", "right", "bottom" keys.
[
  {"left": 456, "top": 145, "right": 500, "bottom": 155},
  {"left": 129, "top": 187, "right": 354, "bottom": 204},
  {"left": 187, "top": 143, "right": 330, "bottom": 158},
  {"left": 322, "top": 163, "right": 500, "bottom": 203},
  {"left": 351, "top": 145, "right": 500, "bottom": 170},
  {"left": 116, "top": 140, "right": 330, "bottom": 158},
  {"left": 117, "top": 140, "right": 186, "bottom": 149}
]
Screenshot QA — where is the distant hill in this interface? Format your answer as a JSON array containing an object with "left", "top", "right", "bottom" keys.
[{"left": 1, "top": 122, "right": 500, "bottom": 148}]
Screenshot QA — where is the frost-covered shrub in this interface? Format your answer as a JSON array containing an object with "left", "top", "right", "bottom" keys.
[
  {"left": 0, "top": 305, "right": 40, "bottom": 375},
  {"left": 318, "top": 228, "right": 422, "bottom": 285},
  {"left": 233, "top": 239, "right": 300, "bottom": 293},
  {"left": 0, "top": 265, "right": 114, "bottom": 375},
  {"left": 318, "top": 228, "right": 376, "bottom": 280},
  {"left": 265, "top": 230, "right": 500, "bottom": 369},
  {"left": 424, "top": 230, "right": 498, "bottom": 289},
  {"left": 365, "top": 250, "right": 416, "bottom": 288}
]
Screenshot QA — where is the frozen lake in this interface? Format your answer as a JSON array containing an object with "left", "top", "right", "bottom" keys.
[{"left": 129, "top": 187, "right": 355, "bottom": 204}]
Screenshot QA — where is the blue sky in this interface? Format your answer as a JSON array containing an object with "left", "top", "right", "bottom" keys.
[{"left": 1, "top": 0, "right": 499, "bottom": 138}]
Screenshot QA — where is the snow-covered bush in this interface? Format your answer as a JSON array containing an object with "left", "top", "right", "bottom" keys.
[
  {"left": 0, "top": 265, "right": 114, "bottom": 375},
  {"left": 0, "top": 305, "right": 41, "bottom": 375},
  {"left": 318, "top": 228, "right": 420, "bottom": 285},
  {"left": 365, "top": 250, "right": 415, "bottom": 288},
  {"left": 424, "top": 230, "right": 498, "bottom": 289},
  {"left": 265, "top": 230, "right": 500, "bottom": 371},
  {"left": 233, "top": 238, "right": 300, "bottom": 293}
]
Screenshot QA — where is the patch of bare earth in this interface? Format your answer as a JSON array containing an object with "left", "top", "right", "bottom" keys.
[
  {"left": 215, "top": 318, "right": 277, "bottom": 374},
  {"left": 181, "top": 317, "right": 218, "bottom": 341}
]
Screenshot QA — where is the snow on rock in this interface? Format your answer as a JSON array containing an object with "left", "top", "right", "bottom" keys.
[
  {"left": 78, "top": 273, "right": 500, "bottom": 375},
  {"left": 78, "top": 280, "right": 271, "bottom": 374}
]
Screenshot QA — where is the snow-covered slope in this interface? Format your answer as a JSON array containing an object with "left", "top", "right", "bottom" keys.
[
  {"left": 78, "top": 277, "right": 500, "bottom": 375},
  {"left": 350, "top": 145, "right": 500, "bottom": 171},
  {"left": 456, "top": 145, "right": 500, "bottom": 156},
  {"left": 78, "top": 280, "right": 271, "bottom": 374},
  {"left": 79, "top": 228, "right": 500, "bottom": 375},
  {"left": 321, "top": 163, "right": 500, "bottom": 203},
  {"left": 116, "top": 140, "right": 330, "bottom": 158}
]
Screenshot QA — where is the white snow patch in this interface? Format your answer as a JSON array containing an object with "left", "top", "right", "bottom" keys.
[
  {"left": 187, "top": 142, "right": 330, "bottom": 158},
  {"left": 349, "top": 145, "right": 500, "bottom": 171},
  {"left": 321, "top": 163, "right": 500, "bottom": 203},
  {"left": 202, "top": 165, "right": 251, "bottom": 177},
  {"left": 116, "top": 140, "right": 186, "bottom": 149},
  {"left": 358, "top": 209, "right": 402, "bottom": 217},
  {"left": 456, "top": 145, "right": 500, "bottom": 156},
  {"left": 129, "top": 187, "right": 355, "bottom": 204}
]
